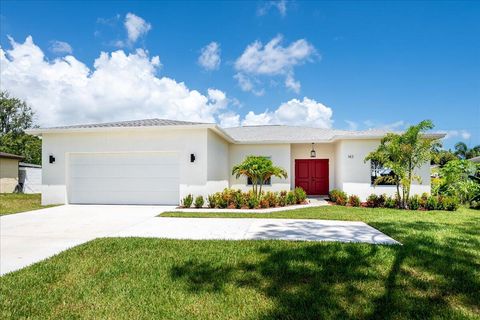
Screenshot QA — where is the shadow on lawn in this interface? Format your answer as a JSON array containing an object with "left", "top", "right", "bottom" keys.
[{"left": 171, "top": 216, "right": 479, "bottom": 319}]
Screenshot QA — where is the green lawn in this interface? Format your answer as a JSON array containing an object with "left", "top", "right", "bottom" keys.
[
  {"left": 1, "top": 207, "right": 479, "bottom": 319},
  {"left": 0, "top": 193, "right": 56, "bottom": 216}
]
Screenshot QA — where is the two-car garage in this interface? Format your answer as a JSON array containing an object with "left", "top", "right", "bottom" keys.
[{"left": 67, "top": 152, "right": 180, "bottom": 205}]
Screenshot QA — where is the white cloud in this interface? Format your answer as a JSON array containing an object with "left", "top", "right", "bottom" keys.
[
  {"left": 218, "top": 112, "right": 240, "bottom": 128},
  {"left": 198, "top": 42, "right": 221, "bottom": 71},
  {"left": 233, "top": 73, "right": 264, "bottom": 96},
  {"left": 234, "top": 34, "right": 316, "bottom": 94},
  {"left": 242, "top": 97, "right": 333, "bottom": 128},
  {"left": 363, "top": 120, "right": 405, "bottom": 131},
  {"left": 443, "top": 130, "right": 471, "bottom": 140},
  {"left": 49, "top": 40, "right": 73, "bottom": 54},
  {"left": 345, "top": 120, "right": 358, "bottom": 131},
  {"left": 125, "top": 13, "right": 151, "bottom": 44},
  {"left": 0, "top": 36, "right": 229, "bottom": 127},
  {"left": 284, "top": 73, "right": 300, "bottom": 93},
  {"left": 257, "top": 0, "right": 287, "bottom": 17}
]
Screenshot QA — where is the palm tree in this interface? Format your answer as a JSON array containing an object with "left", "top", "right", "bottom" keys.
[
  {"left": 232, "top": 156, "right": 287, "bottom": 198},
  {"left": 454, "top": 142, "right": 469, "bottom": 159}
]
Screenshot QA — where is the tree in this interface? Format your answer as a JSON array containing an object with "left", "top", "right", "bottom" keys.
[
  {"left": 0, "top": 91, "right": 35, "bottom": 134},
  {"left": 365, "top": 120, "right": 437, "bottom": 209},
  {"left": 438, "top": 159, "right": 480, "bottom": 204},
  {"left": 0, "top": 91, "right": 41, "bottom": 164},
  {"left": 454, "top": 142, "right": 469, "bottom": 159},
  {"left": 232, "top": 156, "right": 288, "bottom": 199}
]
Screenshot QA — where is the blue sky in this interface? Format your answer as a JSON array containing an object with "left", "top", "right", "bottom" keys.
[{"left": 1, "top": 0, "right": 479, "bottom": 148}]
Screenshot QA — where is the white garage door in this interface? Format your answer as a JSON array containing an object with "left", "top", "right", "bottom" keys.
[{"left": 68, "top": 152, "right": 180, "bottom": 205}]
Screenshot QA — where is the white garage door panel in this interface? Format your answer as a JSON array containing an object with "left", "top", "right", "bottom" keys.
[{"left": 68, "top": 152, "right": 180, "bottom": 205}]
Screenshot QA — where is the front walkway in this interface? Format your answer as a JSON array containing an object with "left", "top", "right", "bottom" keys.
[
  {"left": 1, "top": 205, "right": 398, "bottom": 275},
  {"left": 117, "top": 217, "right": 399, "bottom": 244}
]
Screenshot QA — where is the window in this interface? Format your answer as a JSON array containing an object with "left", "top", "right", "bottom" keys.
[
  {"left": 370, "top": 160, "right": 396, "bottom": 185},
  {"left": 247, "top": 177, "right": 271, "bottom": 185}
]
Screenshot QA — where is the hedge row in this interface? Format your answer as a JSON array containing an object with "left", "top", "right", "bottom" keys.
[
  {"left": 329, "top": 189, "right": 458, "bottom": 211},
  {"left": 181, "top": 187, "right": 308, "bottom": 209}
]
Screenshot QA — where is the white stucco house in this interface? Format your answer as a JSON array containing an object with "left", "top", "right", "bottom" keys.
[{"left": 28, "top": 119, "right": 445, "bottom": 205}]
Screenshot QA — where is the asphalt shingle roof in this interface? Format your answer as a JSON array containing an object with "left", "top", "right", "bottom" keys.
[{"left": 46, "top": 118, "right": 210, "bottom": 129}]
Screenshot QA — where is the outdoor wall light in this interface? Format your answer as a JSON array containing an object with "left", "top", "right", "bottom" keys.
[
  {"left": 310, "top": 143, "right": 316, "bottom": 158},
  {"left": 49, "top": 155, "right": 55, "bottom": 164},
  {"left": 190, "top": 153, "right": 196, "bottom": 163}
]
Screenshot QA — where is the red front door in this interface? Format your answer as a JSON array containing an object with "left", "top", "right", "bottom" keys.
[{"left": 295, "top": 159, "right": 329, "bottom": 195}]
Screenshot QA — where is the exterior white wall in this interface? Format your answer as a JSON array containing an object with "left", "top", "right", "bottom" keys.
[
  {"left": 205, "top": 130, "right": 230, "bottom": 196},
  {"left": 290, "top": 143, "right": 335, "bottom": 190},
  {"left": 19, "top": 166, "right": 42, "bottom": 194},
  {"left": 335, "top": 139, "right": 431, "bottom": 200},
  {"left": 41, "top": 128, "right": 209, "bottom": 205},
  {"left": 229, "top": 144, "right": 291, "bottom": 192}
]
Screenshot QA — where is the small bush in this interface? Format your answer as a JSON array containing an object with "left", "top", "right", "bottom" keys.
[
  {"left": 247, "top": 196, "right": 259, "bottom": 209},
  {"left": 194, "top": 195, "right": 204, "bottom": 208},
  {"left": 384, "top": 196, "right": 398, "bottom": 209},
  {"left": 469, "top": 200, "right": 480, "bottom": 210},
  {"left": 336, "top": 192, "right": 347, "bottom": 206},
  {"left": 278, "top": 191, "right": 287, "bottom": 207},
  {"left": 294, "top": 187, "right": 307, "bottom": 204},
  {"left": 329, "top": 189, "right": 342, "bottom": 202},
  {"left": 286, "top": 191, "right": 297, "bottom": 205},
  {"left": 264, "top": 191, "right": 278, "bottom": 207},
  {"left": 259, "top": 198, "right": 270, "bottom": 208},
  {"left": 443, "top": 196, "right": 459, "bottom": 211},
  {"left": 436, "top": 196, "right": 446, "bottom": 210},
  {"left": 419, "top": 192, "right": 429, "bottom": 209},
  {"left": 207, "top": 194, "right": 217, "bottom": 208},
  {"left": 407, "top": 195, "right": 420, "bottom": 210},
  {"left": 425, "top": 196, "right": 438, "bottom": 210},
  {"left": 366, "top": 194, "right": 379, "bottom": 208},
  {"left": 233, "top": 190, "right": 244, "bottom": 209},
  {"left": 181, "top": 194, "right": 193, "bottom": 208},
  {"left": 348, "top": 195, "right": 361, "bottom": 207}
]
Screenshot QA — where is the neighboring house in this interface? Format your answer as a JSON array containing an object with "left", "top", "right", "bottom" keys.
[
  {"left": 19, "top": 162, "right": 42, "bottom": 194},
  {"left": 0, "top": 152, "right": 23, "bottom": 193},
  {"left": 469, "top": 156, "right": 480, "bottom": 163},
  {"left": 28, "top": 119, "right": 445, "bottom": 205}
]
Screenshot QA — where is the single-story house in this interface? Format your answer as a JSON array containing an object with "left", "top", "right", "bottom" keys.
[
  {"left": 0, "top": 152, "right": 23, "bottom": 193},
  {"left": 28, "top": 119, "right": 445, "bottom": 205}
]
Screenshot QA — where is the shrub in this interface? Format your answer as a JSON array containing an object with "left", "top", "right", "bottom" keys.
[
  {"left": 425, "top": 196, "right": 438, "bottom": 210},
  {"left": 286, "top": 191, "right": 297, "bottom": 205},
  {"left": 443, "top": 196, "right": 459, "bottom": 211},
  {"left": 215, "top": 192, "right": 228, "bottom": 208},
  {"left": 329, "top": 189, "right": 342, "bottom": 202},
  {"left": 278, "top": 191, "right": 287, "bottom": 207},
  {"left": 469, "top": 200, "right": 480, "bottom": 210},
  {"left": 384, "top": 196, "right": 397, "bottom": 209},
  {"left": 181, "top": 194, "right": 193, "bottom": 208},
  {"left": 336, "top": 192, "right": 347, "bottom": 206},
  {"left": 366, "top": 194, "right": 386, "bottom": 208},
  {"left": 247, "top": 196, "right": 259, "bottom": 209},
  {"left": 207, "top": 194, "right": 217, "bottom": 208},
  {"left": 259, "top": 198, "right": 270, "bottom": 208},
  {"left": 294, "top": 187, "right": 307, "bottom": 204},
  {"left": 366, "top": 194, "right": 379, "bottom": 208},
  {"left": 436, "top": 196, "right": 446, "bottom": 210},
  {"left": 348, "top": 195, "right": 361, "bottom": 207},
  {"left": 419, "top": 192, "right": 429, "bottom": 209},
  {"left": 233, "top": 190, "right": 244, "bottom": 209},
  {"left": 407, "top": 195, "right": 420, "bottom": 210},
  {"left": 264, "top": 191, "right": 278, "bottom": 207},
  {"left": 194, "top": 195, "right": 204, "bottom": 208}
]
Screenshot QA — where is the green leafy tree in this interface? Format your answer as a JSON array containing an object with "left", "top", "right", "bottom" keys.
[
  {"left": 0, "top": 91, "right": 41, "bottom": 164},
  {"left": 438, "top": 159, "right": 480, "bottom": 204},
  {"left": 232, "top": 156, "right": 287, "bottom": 199},
  {"left": 365, "top": 120, "right": 437, "bottom": 209}
]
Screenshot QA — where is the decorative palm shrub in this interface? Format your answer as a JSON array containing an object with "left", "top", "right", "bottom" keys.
[
  {"left": 232, "top": 156, "right": 287, "bottom": 199},
  {"left": 348, "top": 195, "right": 361, "bottom": 207},
  {"left": 181, "top": 194, "right": 193, "bottom": 208}
]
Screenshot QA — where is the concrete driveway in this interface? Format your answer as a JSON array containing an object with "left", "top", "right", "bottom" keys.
[{"left": 1, "top": 205, "right": 398, "bottom": 275}]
